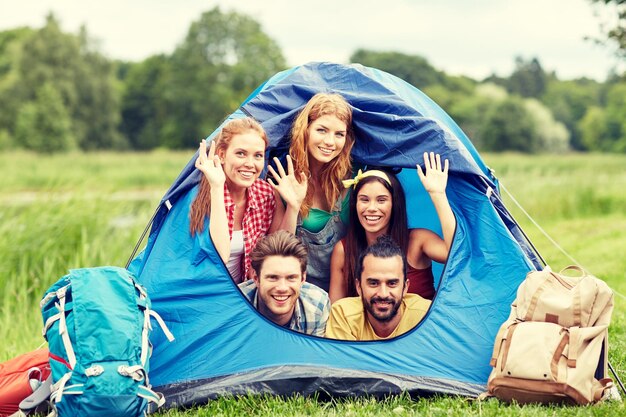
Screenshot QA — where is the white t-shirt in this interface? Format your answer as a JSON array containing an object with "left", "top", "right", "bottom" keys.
[{"left": 226, "top": 230, "right": 245, "bottom": 283}]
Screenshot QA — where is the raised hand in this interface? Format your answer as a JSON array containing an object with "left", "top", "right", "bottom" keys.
[
  {"left": 417, "top": 152, "right": 449, "bottom": 194},
  {"left": 267, "top": 155, "right": 308, "bottom": 209},
  {"left": 195, "top": 139, "right": 225, "bottom": 188}
]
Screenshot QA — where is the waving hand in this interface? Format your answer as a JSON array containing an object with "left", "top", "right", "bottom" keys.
[
  {"left": 267, "top": 155, "right": 308, "bottom": 209},
  {"left": 195, "top": 139, "right": 225, "bottom": 188},
  {"left": 417, "top": 152, "right": 449, "bottom": 194}
]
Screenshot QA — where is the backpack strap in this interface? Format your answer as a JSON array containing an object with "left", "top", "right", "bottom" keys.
[
  {"left": 526, "top": 271, "right": 583, "bottom": 327},
  {"left": 498, "top": 323, "right": 519, "bottom": 372},
  {"left": 567, "top": 326, "right": 580, "bottom": 368},
  {"left": 559, "top": 265, "right": 586, "bottom": 277},
  {"left": 45, "top": 286, "right": 77, "bottom": 369},
  {"left": 137, "top": 385, "right": 166, "bottom": 408},
  {"left": 523, "top": 275, "right": 550, "bottom": 321},
  {"left": 49, "top": 372, "right": 83, "bottom": 405},
  {"left": 551, "top": 330, "right": 570, "bottom": 383},
  {"left": 489, "top": 320, "right": 514, "bottom": 367},
  {"left": 548, "top": 271, "right": 582, "bottom": 326},
  {"left": 136, "top": 283, "right": 174, "bottom": 366},
  {"left": 117, "top": 365, "right": 166, "bottom": 408}
]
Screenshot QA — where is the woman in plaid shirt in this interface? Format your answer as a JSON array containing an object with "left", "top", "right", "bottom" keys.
[{"left": 189, "top": 118, "right": 306, "bottom": 284}]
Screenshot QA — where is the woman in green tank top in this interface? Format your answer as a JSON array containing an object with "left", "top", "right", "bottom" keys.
[{"left": 268, "top": 93, "right": 355, "bottom": 291}]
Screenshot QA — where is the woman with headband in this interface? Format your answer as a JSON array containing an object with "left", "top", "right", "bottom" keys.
[{"left": 328, "top": 152, "right": 456, "bottom": 303}]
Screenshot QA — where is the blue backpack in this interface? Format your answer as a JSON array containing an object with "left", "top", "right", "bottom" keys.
[{"left": 40, "top": 266, "right": 174, "bottom": 417}]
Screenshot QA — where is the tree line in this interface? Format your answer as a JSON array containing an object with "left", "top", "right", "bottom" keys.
[{"left": 0, "top": 7, "right": 625, "bottom": 153}]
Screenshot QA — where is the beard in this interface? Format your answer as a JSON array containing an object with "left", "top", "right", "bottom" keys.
[{"left": 363, "top": 295, "right": 402, "bottom": 323}]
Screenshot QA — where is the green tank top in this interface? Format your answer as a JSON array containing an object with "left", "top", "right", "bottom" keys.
[{"left": 301, "top": 191, "right": 350, "bottom": 233}]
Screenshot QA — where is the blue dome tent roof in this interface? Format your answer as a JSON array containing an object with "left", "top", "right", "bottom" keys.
[{"left": 128, "top": 62, "right": 542, "bottom": 407}]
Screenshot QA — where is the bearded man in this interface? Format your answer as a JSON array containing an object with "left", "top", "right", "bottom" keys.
[{"left": 325, "top": 235, "right": 431, "bottom": 340}]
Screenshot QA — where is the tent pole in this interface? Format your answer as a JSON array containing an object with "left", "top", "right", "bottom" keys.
[
  {"left": 125, "top": 205, "right": 160, "bottom": 269},
  {"left": 608, "top": 361, "right": 626, "bottom": 396}
]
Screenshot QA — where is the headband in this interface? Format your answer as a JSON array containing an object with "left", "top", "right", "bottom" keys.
[{"left": 342, "top": 169, "right": 392, "bottom": 189}]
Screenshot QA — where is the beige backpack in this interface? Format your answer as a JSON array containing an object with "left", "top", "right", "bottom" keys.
[{"left": 485, "top": 266, "right": 615, "bottom": 405}]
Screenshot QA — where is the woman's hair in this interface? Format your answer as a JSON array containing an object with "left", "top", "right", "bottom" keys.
[
  {"left": 189, "top": 117, "right": 268, "bottom": 236},
  {"left": 289, "top": 93, "right": 354, "bottom": 218},
  {"left": 343, "top": 170, "right": 408, "bottom": 296}
]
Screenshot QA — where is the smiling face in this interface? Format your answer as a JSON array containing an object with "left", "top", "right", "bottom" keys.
[
  {"left": 253, "top": 255, "right": 305, "bottom": 327},
  {"left": 356, "top": 180, "right": 393, "bottom": 240},
  {"left": 218, "top": 131, "right": 266, "bottom": 192},
  {"left": 306, "top": 114, "right": 348, "bottom": 168},
  {"left": 356, "top": 254, "right": 407, "bottom": 324}
]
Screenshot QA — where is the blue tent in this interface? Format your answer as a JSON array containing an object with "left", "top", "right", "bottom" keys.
[{"left": 128, "top": 62, "right": 542, "bottom": 407}]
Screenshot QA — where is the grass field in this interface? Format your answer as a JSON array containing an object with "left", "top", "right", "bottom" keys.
[{"left": 1, "top": 151, "right": 624, "bottom": 416}]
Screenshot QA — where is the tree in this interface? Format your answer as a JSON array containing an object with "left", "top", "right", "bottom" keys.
[
  {"left": 507, "top": 56, "right": 547, "bottom": 98},
  {"left": 14, "top": 14, "right": 123, "bottom": 151},
  {"left": 579, "top": 106, "right": 608, "bottom": 150},
  {"left": 14, "top": 83, "right": 75, "bottom": 152},
  {"left": 541, "top": 79, "right": 602, "bottom": 150},
  {"left": 523, "top": 99, "right": 570, "bottom": 152},
  {"left": 161, "top": 7, "right": 286, "bottom": 148},
  {"left": 0, "top": 27, "right": 34, "bottom": 136},
  {"left": 120, "top": 55, "right": 170, "bottom": 149},
  {"left": 350, "top": 49, "right": 446, "bottom": 88},
  {"left": 444, "top": 83, "right": 507, "bottom": 149},
  {"left": 481, "top": 97, "right": 539, "bottom": 152},
  {"left": 72, "top": 26, "right": 125, "bottom": 150},
  {"left": 589, "top": 0, "right": 626, "bottom": 57},
  {"left": 602, "top": 82, "right": 626, "bottom": 151},
  {"left": 0, "top": 27, "right": 33, "bottom": 77}
]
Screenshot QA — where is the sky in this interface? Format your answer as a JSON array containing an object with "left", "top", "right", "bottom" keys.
[{"left": 0, "top": 0, "right": 623, "bottom": 81}]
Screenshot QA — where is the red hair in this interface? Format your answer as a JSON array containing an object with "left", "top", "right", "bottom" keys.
[{"left": 189, "top": 118, "right": 268, "bottom": 236}]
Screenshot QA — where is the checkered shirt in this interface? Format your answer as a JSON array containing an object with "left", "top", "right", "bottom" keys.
[
  {"left": 224, "top": 179, "right": 276, "bottom": 278},
  {"left": 238, "top": 280, "right": 330, "bottom": 336}
]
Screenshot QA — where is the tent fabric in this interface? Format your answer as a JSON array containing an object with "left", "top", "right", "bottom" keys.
[{"left": 128, "top": 62, "right": 539, "bottom": 407}]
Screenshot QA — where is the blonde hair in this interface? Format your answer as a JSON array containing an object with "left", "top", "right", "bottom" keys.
[
  {"left": 289, "top": 93, "right": 354, "bottom": 217},
  {"left": 189, "top": 117, "right": 268, "bottom": 236}
]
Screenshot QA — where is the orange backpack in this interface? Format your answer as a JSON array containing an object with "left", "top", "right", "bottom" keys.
[{"left": 0, "top": 348, "right": 50, "bottom": 417}]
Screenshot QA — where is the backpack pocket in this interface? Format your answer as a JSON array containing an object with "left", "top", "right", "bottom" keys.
[{"left": 488, "top": 320, "right": 610, "bottom": 404}]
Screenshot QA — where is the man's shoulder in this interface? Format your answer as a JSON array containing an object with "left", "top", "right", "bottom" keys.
[
  {"left": 330, "top": 297, "right": 364, "bottom": 317},
  {"left": 299, "top": 282, "right": 330, "bottom": 307},
  {"left": 403, "top": 293, "right": 432, "bottom": 312},
  {"left": 237, "top": 279, "right": 256, "bottom": 301}
]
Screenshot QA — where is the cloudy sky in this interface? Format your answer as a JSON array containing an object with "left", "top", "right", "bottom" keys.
[{"left": 1, "top": 0, "right": 622, "bottom": 81}]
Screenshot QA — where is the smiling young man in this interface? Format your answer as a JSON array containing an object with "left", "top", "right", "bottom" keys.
[
  {"left": 325, "top": 235, "right": 431, "bottom": 340},
  {"left": 238, "top": 230, "right": 330, "bottom": 336}
]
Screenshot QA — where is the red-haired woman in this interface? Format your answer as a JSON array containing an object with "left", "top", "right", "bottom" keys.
[{"left": 190, "top": 117, "right": 302, "bottom": 284}]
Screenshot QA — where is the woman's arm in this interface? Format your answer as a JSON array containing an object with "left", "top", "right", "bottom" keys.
[
  {"left": 267, "top": 155, "right": 307, "bottom": 233},
  {"left": 413, "top": 152, "right": 456, "bottom": 264},
  {"left": 195, "top": 139, "right": 230, "bottom": 264},
  {"left": 328, "top": 241, "right": 348, "bottom": 303}
]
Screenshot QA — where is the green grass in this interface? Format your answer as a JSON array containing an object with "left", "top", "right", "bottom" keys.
[{"left": 1, "top": 151, "right": 625, "bottom": 416}]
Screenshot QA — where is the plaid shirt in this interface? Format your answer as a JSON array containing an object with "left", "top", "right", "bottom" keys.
[
  {"left": 224, "top": 179, "right": 276, "bottom": 278},
  {"left": 238, "top": 280, "right": 330, "bottom": 336}
]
